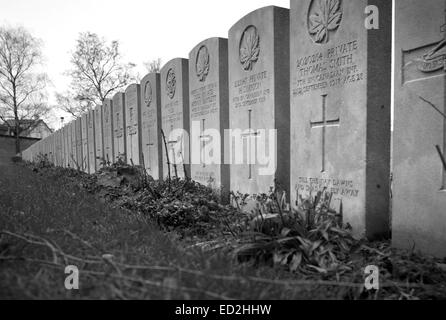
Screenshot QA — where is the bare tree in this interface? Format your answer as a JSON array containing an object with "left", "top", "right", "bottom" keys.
[
  {"left": 55, "top": 91, "right": 93, "bottom": 119},
  {"left": 64, "top": 32, "right": 136, "bottom": 112},
  {"left": 0, "top": 26, "right": 50, "bottom": 153},
  {"left": 144, "top": 58, "right": 162, "bottom": 73}
]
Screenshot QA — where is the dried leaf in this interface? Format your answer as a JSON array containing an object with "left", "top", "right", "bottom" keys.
[
  {"left": 281, "top": 228, "right": 292, "bottom": 237},
  {"left": 290, "top": 252, "right": 302, "bottom": 272},
  {"left": 308, "top": 265, "right": 328, "bottom": 274}
]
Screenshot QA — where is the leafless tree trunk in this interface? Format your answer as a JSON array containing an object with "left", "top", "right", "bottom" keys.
[{"left": 0, "top": 26, "right": 49, "bottom": 154}]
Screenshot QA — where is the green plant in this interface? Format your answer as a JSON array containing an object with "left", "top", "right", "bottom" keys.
[
  {"left": 233, "top": 188, "right": 358, "bottom": 275},
  {"left": 33, "top": 153, "right": 53, "bottom": 169}
]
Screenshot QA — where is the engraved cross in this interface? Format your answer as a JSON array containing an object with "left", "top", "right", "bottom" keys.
[
  {"left": 146, "top": 129, "right": 155, "bottom": 171},
  {"left": 310, "top": 94, "right": 340, "bottom": 173},
  {"left": 199, "top": 119, "right": 212, "bottom": 168},
  {"left": 115, "top": 112, "right": 122, "bottom": 138},
  {"left": 128, "top": 108, "right": 137, "bottom": 136},
  {"left": 168, "top": 125, "right": 179, "bottom": 166},
  {"left": 241, "top": 110, "right": 260, "bottom": 179}
]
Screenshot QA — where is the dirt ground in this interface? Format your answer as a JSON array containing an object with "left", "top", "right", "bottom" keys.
[{"left": 1, "top": 159, "right": 445, "bottom": 300}]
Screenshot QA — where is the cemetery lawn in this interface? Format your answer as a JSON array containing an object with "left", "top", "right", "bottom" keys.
[{"left": 1, "top": 160, "right": 446, "bottom": 300}]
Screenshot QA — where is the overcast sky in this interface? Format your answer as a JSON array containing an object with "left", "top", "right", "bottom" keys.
[{"left": 0, "top": 0, "right": 290, "bottom": 127}]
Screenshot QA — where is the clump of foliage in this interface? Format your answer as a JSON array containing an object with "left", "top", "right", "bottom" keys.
[
  {"left": 67, "top": 160, "right": 242, "bottom": 240},
  {"left": 32, "top": 153, "right": 53, "bottom": 169},
  {"left": 232, "top": 187, "right": 359, "bottom": 275},
  {"left": 27, "top": 153, "right": 98, "bottom": 192}
]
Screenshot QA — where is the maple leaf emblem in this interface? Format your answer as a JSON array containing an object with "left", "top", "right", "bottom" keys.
[
  {"left": 144, "top": 80, "right": 152, "bottom": 107},
  {"left": 309, "top": 0, "right": 343, "bottom": 44},
  {"left": 166, "top": 68, "right": 176, "bottom": 100},
  {"left": 196, "top": 45, "right": 210, "bottom": 82},
  {"left": 239, "top": 25, "right": 260, "bottom": 71}
]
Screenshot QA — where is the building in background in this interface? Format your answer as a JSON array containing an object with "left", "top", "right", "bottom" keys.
[{"left": 0, "top": 119, "right": 53, "bottom": 139}]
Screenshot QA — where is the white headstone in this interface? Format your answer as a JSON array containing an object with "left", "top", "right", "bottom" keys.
[
  {"left": 113, "top": 92, "right": 126, "bottom": 162},
  {"left": 103, "top": 99, "right": 114, "bottom": 164},
  {"left": 94, "top": 104, "right": 104, "bottom": 170},
  {"left": 125, "top": 84, "right": 142, "bottom": 165},
  {"left": 81, "top": 114, "right": 89, "bottom": 172},
  {"left": 140, "top": 73, "right": 163, "bottom": 180},
  {"left": 160, "top": 58, "right": 190, "bottom": 179}
]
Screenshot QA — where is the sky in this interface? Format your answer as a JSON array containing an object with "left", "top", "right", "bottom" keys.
[{"left": 0, "top": 0, "right": 290, "bottom": 128}]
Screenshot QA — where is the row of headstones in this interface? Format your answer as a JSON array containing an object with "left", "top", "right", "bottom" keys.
[{"left": 22, "top": 0, "right": 446, "bottom": 257}]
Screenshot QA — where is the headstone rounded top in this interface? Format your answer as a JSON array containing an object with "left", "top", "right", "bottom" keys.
[
  {"left": 112, "top": 91, "right": 125, "bottom": 103},
  {"left": 125, "top": 83, "right": 139, "bottom": 93},
  {"left": 103, "top": 98, "right": 112, "bottom": 108},
  {"left": 189, "top": 37, "right": 228, "bottom": 82},
  {"left": 189, "top": 37, "right": 227, "bottom": 54},
  {"left": 160, "top": 58, "right": 188, "bottom": 71},
  {"left": 160, "top": 58, "right": 188, "bottom": 100},
  {"left": 228, "top": 5, "right": 286, "bottom": 34},
  {"left": 140, "top": 73, "right": 160, "bottom": 109},
  {"left": 140, "top": 72, "right": 159, "bottom": 85},
  {"left": 229, "top": 6, "right": 289, "bottom": 74}
]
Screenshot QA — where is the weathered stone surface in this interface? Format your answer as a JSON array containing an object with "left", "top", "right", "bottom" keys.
[
  {"left": 53, "top": 133, "right": 58, "bottom": 165},
  {"left": 55, "top": 130, "right": 62, "bottom": 167},
  {"left": 103, "top": 99, "right": 114, "bottom": 164},
  {"left": 70, "top": 120, "right": 77, "bottom": 169},
  {"left": 61, "top": 126, "right": 67, "bottom": 167},
  {"left": 63, "top": 125, "right": 70, "bottom": 167},
  {"left": 189, "top": 37, "right": 230, "bottom": 201},
  {"left": 160, "top": 58, "right": 190, "bottom": 179},
  {"left": 66, "top": 121, "right": 73, "bottom": 168},
  {"left": 393, "top": 0, "right": 446, "bottom": 257},
  {"left": 52, "top": 131, "right": 57, "bottom": 165},
  {"left": 81, "top": 114, "right": 89, "bottom": 173},
  {"left": 125, "top": 84, "right": 142, "bottom": 166},
  {"left": 94, "top": 104, "right": 104, "bottom": 170},
  {"left": 75, "top": 118, "right": 83, "bottom": 170},
  {"left": 87, "top": 109, "right": 96, "bottom": 174},
  {"left": 229, "top": 6, "right": 290, "bottom": 199},
  {"left": 113, "top": 92, "right": 126, "bottom": 163},
  {"left": 290, "top": 0, "right": 392, "bottom": 239},
  {"left": 140, "top": 73, "right": 163, "bottom": 180}
]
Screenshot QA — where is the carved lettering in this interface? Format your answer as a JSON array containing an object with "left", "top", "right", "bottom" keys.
[{"left": 293, "top": 39, "right": 364, "bottom": 96}]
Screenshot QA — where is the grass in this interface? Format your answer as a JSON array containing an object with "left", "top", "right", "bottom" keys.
[{"left": 0, "top": 159, "right": 446, "bottom": 300}]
